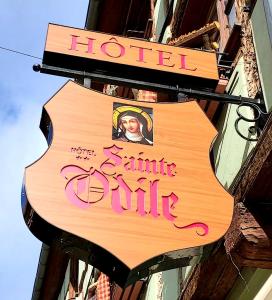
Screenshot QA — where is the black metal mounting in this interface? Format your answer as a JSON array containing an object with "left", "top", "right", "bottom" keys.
[
  {"left": 176, "top": 90, "right": 269, "bottom": 142},
  {"left": 234, "top": 102, "right": 270, "bottom": 142},
  {"left": 33, "top": 63, "right": 270, "bottom": 141}
]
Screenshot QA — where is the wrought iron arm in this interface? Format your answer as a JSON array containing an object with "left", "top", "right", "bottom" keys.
[
  {"left": 234, "top": 102, "right": 269, "bottom": 142},
  {"left": 34, "top": 63, "right": 270, "bottom": 141}
]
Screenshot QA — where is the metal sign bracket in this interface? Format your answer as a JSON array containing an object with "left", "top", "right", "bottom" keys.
[{"left": 33, "top": 63, "right": 269, "bottom": 141}]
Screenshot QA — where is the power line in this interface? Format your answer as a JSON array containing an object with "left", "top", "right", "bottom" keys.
[{"left": 0, "top": 45, "right": 42, "bottom": 60}]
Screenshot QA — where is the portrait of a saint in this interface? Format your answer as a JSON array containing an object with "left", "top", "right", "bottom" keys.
[{"left": 112, "top": 103, "right": 153, "bottom": 145}]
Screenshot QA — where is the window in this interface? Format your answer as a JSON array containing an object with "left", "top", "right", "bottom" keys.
[
  {"left": 225, "top": 0, "right": 236, "bottom": 30},
  {"left": 228, "top": 2, "right": 236, "bottom": 29}
]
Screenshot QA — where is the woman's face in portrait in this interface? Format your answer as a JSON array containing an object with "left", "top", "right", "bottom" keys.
[{"left": 120, "top": 115, "right": 140, "bottom": 133}]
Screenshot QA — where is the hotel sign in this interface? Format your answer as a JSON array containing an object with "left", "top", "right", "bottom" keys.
[
  {"left": 42, "top": 24, "right": 219, "bottom": 89},
  {"left": 23, "top": 81, "right": 233, "bottom": 286}
]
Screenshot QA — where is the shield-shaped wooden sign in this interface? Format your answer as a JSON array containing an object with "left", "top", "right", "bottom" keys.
[{"left": 22, "top": 81, "right": 233, "bottom": 286}]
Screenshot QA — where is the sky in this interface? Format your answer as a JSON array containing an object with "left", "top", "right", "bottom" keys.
[{"left": 0, "top": 1, "right": 89, "bottom": 298}]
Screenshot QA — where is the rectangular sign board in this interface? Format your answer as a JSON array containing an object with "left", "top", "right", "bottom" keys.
[{"left": 43, "top": 24, "right": 219, "bottom": 90}]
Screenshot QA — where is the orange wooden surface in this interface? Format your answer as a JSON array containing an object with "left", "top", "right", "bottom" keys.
[
  {"left": 25, "top": 81, "right": 233, "bottom": 270},
  {"left": 44, "top": 24, "right": 219, "bottom": 81}
]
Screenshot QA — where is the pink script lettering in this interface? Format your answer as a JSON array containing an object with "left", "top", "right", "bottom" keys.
[{"left": 61, "top": 145, "right": 209, "bottom": 236}]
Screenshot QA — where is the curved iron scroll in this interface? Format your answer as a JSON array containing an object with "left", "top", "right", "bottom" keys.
[{"left": 235, "top": 102, "right": 269, "bottom": 142}]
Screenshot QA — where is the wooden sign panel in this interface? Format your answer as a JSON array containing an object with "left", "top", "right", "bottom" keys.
[
  {"left": 23, "top": 81, "right": 233, "bottom": 286},
  {"left": 42, "top": 24, "right": 219, "bottom": 90}
]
